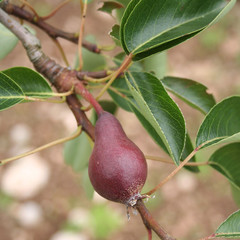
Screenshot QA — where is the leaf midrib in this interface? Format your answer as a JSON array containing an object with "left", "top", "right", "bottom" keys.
[{"left": 125, "top": 4, "right": 224, "bottom": 54}]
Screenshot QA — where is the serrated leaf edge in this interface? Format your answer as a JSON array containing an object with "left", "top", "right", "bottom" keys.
[
  {"left": 125, "top": 3, "right": 226, "bottom": 55},
  {"left": 215, "top": 209, "right": 240, "bottom": 237},
  {"left": 196, "top": 96, "right": 240, "bottom": 147},
  {"left": 125, "top": 71, "right": 186, "bottom": 165}
]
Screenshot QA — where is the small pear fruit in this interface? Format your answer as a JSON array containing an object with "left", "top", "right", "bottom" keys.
[{"left": 88, "top": 111, "right": 147, "bottom": 205}]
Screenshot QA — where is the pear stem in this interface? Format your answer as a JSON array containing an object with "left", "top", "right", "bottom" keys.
[
  {"left": 74, "top": 81, "right": 104, "bottom": 116},
  {"left": 145, "top": 144, "right": 204, "bottom": 196},
  {"left": 136, "top": 200, "right": 176, "bottom": 240},
  {"left": 145, "top": 155, "right": 209, "bottom": 166}
]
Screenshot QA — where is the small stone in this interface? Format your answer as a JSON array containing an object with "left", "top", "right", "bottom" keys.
[
  {"left": 13, "top": 201, "right": 43, "bottom": 227},
  {"left": 9, "top": 123, "right": 32, "bottom": 145},
  {"left": 68, "top": 208, "right": 90, "bottom": 228},
  {"left": 176, "top": 172, "right": 197, "bottom": 193},
  {"left": 50, "top": 231, "right": 89, "bottom": 240},
  {"left": 1, "top": 154, "right": 50, "bottom": 199}
]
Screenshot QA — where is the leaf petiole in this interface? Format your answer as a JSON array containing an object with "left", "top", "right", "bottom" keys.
[
  {"left": 145, "top": 143, "right": 206, "bottom": 196},
  {"left": 0, "top": 126, "right": 82, "bottom": 166},
  {"left": 145, "top": 155, "right": 209, "bottom": 166}
]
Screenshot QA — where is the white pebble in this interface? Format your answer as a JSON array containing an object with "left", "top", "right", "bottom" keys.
[
  {"left": 9, "top": 123, "right": 32, "bottom": 145},
  {"left": 176, "top": 172, "right": 198, "bottom": 193},
  {"left": 68, "top": 208, "right": 90, "bottom": 228},
  {"left": 50, "top": 232, "right": 89, "bottom": 240},
  {"left": 13, "top": 201, "right": 43, "bottom": 227},
  {"left": 1, "top": 154, "right": 50, "bottom": 199}
]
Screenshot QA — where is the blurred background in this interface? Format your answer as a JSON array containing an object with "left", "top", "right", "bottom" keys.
[{"left": 0, "top": 0, "right": 240, "bottom": 239}]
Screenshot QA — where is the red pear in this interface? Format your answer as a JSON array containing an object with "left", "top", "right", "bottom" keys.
[{"left": 88, "top": 111, "right": 147, "bottom": 205}]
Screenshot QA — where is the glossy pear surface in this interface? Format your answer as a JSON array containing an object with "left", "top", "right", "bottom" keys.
[{"left": 88, "top": 111, "right": 147, "bottom": 205}]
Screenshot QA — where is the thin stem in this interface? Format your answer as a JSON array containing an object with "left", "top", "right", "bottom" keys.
[
  {"left": 84, "top": 73, "right": 114, "bottom": 83},
  {"left": 18, "top": 0, "right": 40, "bottom": 20},
  {"left": 145, "top": 155, "right": 209, "bottom": 166},
  {"left": 41, "top": 0, "right": 71, "bottom": 20},
  {"left": 0, "top": 126, "right": 82, "bottom": 166},
  {"left": 3, "top": 2, "right": 101, "bottom": 53},
  {"left": 52, "top": 38, "right": 70, "bottom": 66},
  {"left": 199, "top": 234, "right": 216, "bottom": 240},
  {"left": 145, "top": 144, "right": 205, "bottom": 196},
  {"left": 24, "top": 88, "right": 74, "bottom": 103},
  {"left": 24, "top": 96, "right": 66, "bottom": 103},
  {"left": 77, "top": 70, "right": 111, "bottom": 80},
  {"left": 77, "top": 0, "right": 87, "bottom": 71},
  {"left": 74, "top": 81, "right": 104, "bottom": 116},
  {"left": 66, "top": 95, "right": 95, "bottom": 140},
  {"left": 96, "top": 53, "right": 133, "bottom": 100},
  {"left": 81, "top": 53, "right": 133, "bottom": 112},
  {"left": 86, "top": 85, "right": 103, "bottom": 90},
  {"left": 108, "top": 86, "right": 127, "bottom": 98},
  {"left": 51, "top": 88, "right": 74, "bottom": 97},
  {"left": 136, "top": 200, "right": 176, "bottom": 240},
  {"left": 147, "top": 227, "right": 152, "bottom": 240},
  {"left": 97, "top": 44, "right": 116, "bottom": 51}
]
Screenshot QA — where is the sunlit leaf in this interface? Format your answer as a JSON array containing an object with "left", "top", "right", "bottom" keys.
[
  {"left": 120, "top": 0, "right": 236, "bottom": 60},
  {"left": 196, "top": 96, "right": 240, "bottom": 148},
  {"left": 98, "top": 1, "right": 124, "bottom": 15},
  {"left": 130, "top": 103, "right": 198, "bottom": 172},
  {"left": 90, "top": 204, "right": 122, "bottom": 239},
  {"left": 82, "top": 168, "right": 94, "bottom": 200},
  {"left": 125, "top": 71, "right": 186, "bottom": 165},
  {"left": 142, "top": 52, "right": 167, "bottom": 79},
  {"left": 108, "top": 76, "right": 133, "bottom": 112},
  {"left": 214, "top": 209, "right": 240, "bottom": 238},
  {"left": 209, "top": 143, "right": 240, "bottom": 190},
  {"left": 0, "top": 72, "right": 24, "bottom": 111},
  {"left": 64, "top": 132, "right": 92, "bottom": 172},
  {"left": 109, "top": 24, "right": 120, "bottom": 44},
  {"left": 0, "top": 23, "right": 18, "bottom": 60},
  {"left": 3, "top": 67, "right": 52, "bottom": 98},
  {"left": 162, "top": 76, "right": 216, "bottom": 114}
]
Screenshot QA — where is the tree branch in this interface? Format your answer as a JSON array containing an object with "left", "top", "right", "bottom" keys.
[
  {"left": 0, "top": 6, "right": 176, "bottom": 239},
  {"left": 136, "top": 200, "right": 176, "bottom": 240},
  {"left": 2, "top": 1, "right": 100, "bottom": 53},
  {"left": 0, "top": 7, "right": 94, "bottom": 139}
]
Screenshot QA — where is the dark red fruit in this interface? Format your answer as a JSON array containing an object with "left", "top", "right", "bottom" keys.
[{"left": 88, "top": 111, "right": 147, "bottom": 205}]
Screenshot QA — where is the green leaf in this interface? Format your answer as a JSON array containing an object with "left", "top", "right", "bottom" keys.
[
  {"left": 231, "top": 184, "right": 240, "bottom": 208},
  {"left": 64, "top": 131, "right": 92, "bottom": 172},
  {"left": 196, "top": 96, "right": 240, "bottom": 148},
  {"left": 0, "top": 72, "right": 24, "bottom": 111},
  {"left": 162, "top": 76, "right": 216, "bottom": 114},
  {"left": 181, "top": 134, "right": 199, "bottom": 173},
  {"left": 129, "top": 103, "right": 168, "bottom": 152},
  {"left": 109, "top": 24, "right": 120, "bottom": 44},
  {"left": 215, "top": 209, "right": 240, "bottom": 238},
  {"left": 82, "top": 168, "right": 94, "bottom": 200},
  {"left": 125, "top": 71, "right": 186, "bottom": 165},
  {"left": 142, "top": 52, "right": 167, "bottom": 80},
  {"left": 98, "top": 1, "right": 124, "bottom": 15},
  {"left": 74, "top": 35, "right": 106, "bottom": 71},
  {"left": 99, "top": 100, "right": 118, "bottom": 115},
  {"left": 113, "top": 52, "right": 143, "bottom": 71},
  {"left": 90, "top": 204, "right": 122, "bottom": 239},
  {"left": 120, "top": 0, "right": 236, "bottom": 60},
  {"left": 209, "top": 143, "right": 240, "bottom": 190},
  {"left": 0, "top": 23, "right": 18, "bottom": 60},
  {"left": 109, "top": 75, "right": 197, "bottom": 171},
  {"left": 3, "top": 67, "right": 52, "bottom": 98},
  {"left": 107, "top": 76, "right": 133, "bottom": 112},
  {"left": 131, "top": 105, "right": 198, "bottom": 172}
]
